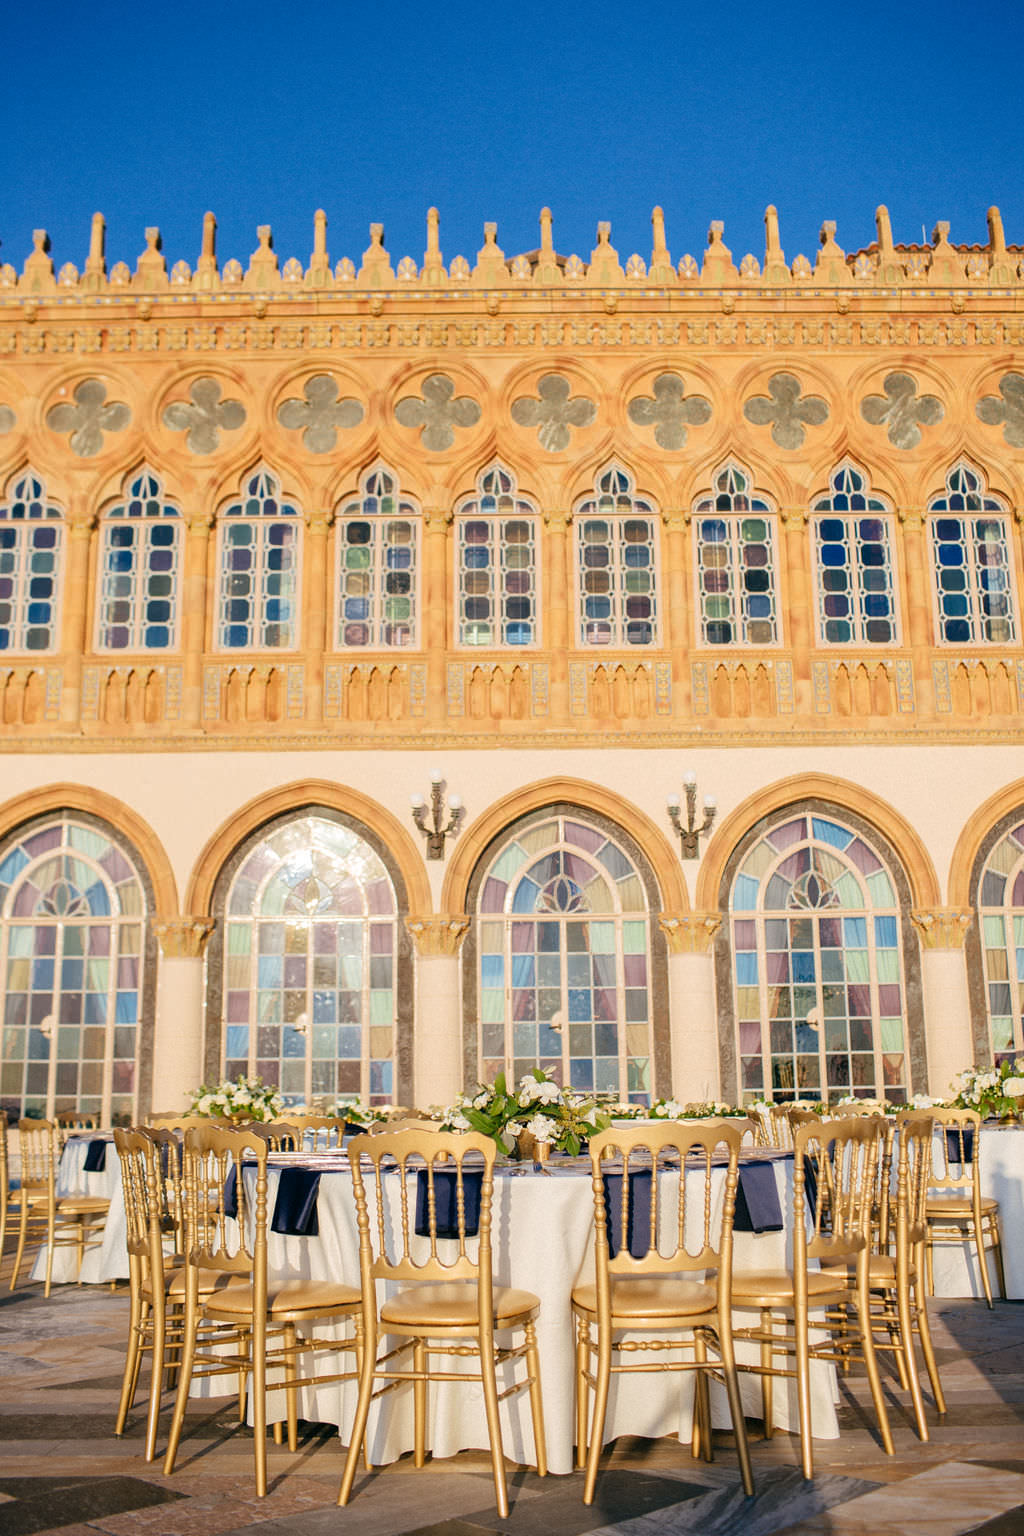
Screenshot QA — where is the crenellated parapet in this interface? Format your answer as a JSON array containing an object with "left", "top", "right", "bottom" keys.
[{"left": 5, "top": 204, "right": 1024, "bottom": 301}]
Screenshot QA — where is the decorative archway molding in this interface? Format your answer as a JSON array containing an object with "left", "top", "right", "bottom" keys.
[
  {"left": 440, "top": 775, "right": 688, "bottom": 918},
  {"left": 0, "top": 782, "right": 178, "bottom": 921},
  {"left": 186, "top": 779, "right": 431, "bottom": 919},
  {"left": 949, "top": 778, "right": 1024, "bottom": 908},
  {"left": 695, "top": 772, "right": 941, "bottom": 913}
]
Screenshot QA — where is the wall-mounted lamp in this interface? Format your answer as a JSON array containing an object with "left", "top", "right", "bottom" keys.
[
  {"left": 667, "top": 770, "right": 717, "bottom": 859},
  {"left": 411, "top": 768, "right": 465, "bottom": 860}
]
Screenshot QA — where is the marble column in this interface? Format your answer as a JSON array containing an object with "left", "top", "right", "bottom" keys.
[
  {"left": 661, "top": 510, "right": 691, "bottom": 715},
  {"left": 781, "top": 508, "right": 813, "bottom": 715},
  {"left": 659, "top": 912, "right": 723, "bottom": 1102},
  {"left": 911, "top": 908, "right": 974, "bottom": 1099},
  {"left": 405, "top": 915, "right": 469, "bottom": 1109},
  {"left": 542, "top": 509, "right": 571, "bottom": 724},
  {"left": 59, "top": 506, "right": 95, "bottom": 724},
  {"left": 150, "top": 918, "right": 216, "bottom": 1112},
  {"left": 303, "top": 508, "right": 332, "bottom": 724},
  {"left": 180, "top": 510, "right": 213, "bottom": 730}
]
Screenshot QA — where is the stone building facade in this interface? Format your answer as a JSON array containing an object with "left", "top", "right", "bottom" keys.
[{"left": 1, "top": 201, "right": 1023, "bottom": 1122}]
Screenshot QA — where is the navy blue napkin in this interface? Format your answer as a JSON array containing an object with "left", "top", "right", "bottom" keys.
[
  {"left": 83, "top": 1140, "right": 107, "bottom": 1172},
  {"left": 222, "top": 1164, "right": 238, "bottom": 1218},
  {"left": 602, "top": 1169, "right": 653, "bottom": 1258},
  {"left": 271, "top": 1167, "right": 322, "bottom": 1237},
  {"left": 415, "top": 1167, "right": 482, "bottom": 1239},
  {"left": 733, "top": 1159, "right": 784, "bottom": 1233},
  {"left": 945, "top": 1126, "right": 975, "bottom": 1164}
]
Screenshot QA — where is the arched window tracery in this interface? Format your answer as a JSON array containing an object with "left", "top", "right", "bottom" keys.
[
  {"left": 335, "top": 466, "right": 419, "bottom": 648},
  {"left": 811, "top": 464, "right": 897, "bottom": 645},
  {"left": 574, "top": 465, "right": 659, "bottom": 647},
  {"left": 693, "top": 461, "right": 778, "bottom": 645},
  {"left": 218, "top": 469, "right": 300, "bottom": 649},
  {"left": 0, "top": 471, "right": 63, "bottom": 654},
  {"left": 97, "top": 469, "right": 181, "bottom": 651},
  {"left": 455, "top": 465, "right": 538, "bottom": 647},
  {"left": 928, "top": 462, "right": 1016, "bottom": 645},
  {"left": 975, "top": 818, "right": 1024, "bottom": 1059}
]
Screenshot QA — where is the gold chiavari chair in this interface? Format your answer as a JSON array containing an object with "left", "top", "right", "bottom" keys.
[
  {"left": 571, "top": 1120, "right": 754, "bottom": 1505},
  {"left": 338, "top": 1127, "right": 547, "bottom": 1519},
  {"left": 731, "top": 1115, "right": 894, "bottom": 1479},
  {"left": 9, "top": 1118, "right": 111, "bottom": 1296},
  {"left": 0, "top": 1116, "right": 15, "bottom": 1261},
  {"left": 163, "top": 1123, "right": 361, "bottom": 1497},
  {"left": 745, "top": 1109, "right": 770, "bottom": 1148},
  {"left": 271, "top": 1114, "right": 349, "bottom": 1149},
  {"left": 243, "top": 1122, "right": 302, "bottom": 1152},
  {"left": 145, "top": 1114, "right": 205, "bottom": 1132},
  {"left": 56, "top": 1110, "right": 101, "bottom": 1141},
  {"left": 924, "top": 1106, "right": 1005, "bottom": 1308}
]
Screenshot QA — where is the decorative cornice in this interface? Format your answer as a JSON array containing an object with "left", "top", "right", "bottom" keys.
[
  {"left": 404, "top": 914, "right": 470, "bottom": 956},
  {"left": 659, "top": 911, "right": 722, "bottom": 954},
  {"left": 910, "top": 907, "right": 974, "bottom": 949},
  {"left": 153, "top": 916, "right": 216, "bottom": 958}
]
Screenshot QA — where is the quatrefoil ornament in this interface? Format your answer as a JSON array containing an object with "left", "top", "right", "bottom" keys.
[
  {"left": 0, "top": 404, "right": 14, "bottom": 435},
  {"left": 627, "top": 373, "right": 712, "bottom": 450},
  {"left": 46, "top": 378, "right": 131, "bottom": 458},
  {"left": 977, "top": 372, "right": 1024, "bottom": 449},
  {"left": 162, "top": 377, "right": 247, "bottom": 454},
  {"left": 394, "top": 373, "right": 481, "bottom": 452},
  {"left": 743, "top": 372, "right": 829, "bottom": 450},
  {"left": 860, "top": 372, "right": 944, "bottom": 450},
  {"left": 277, "top": 375, "right": 365, "bottom": 454},
  {"left": 510, "top": 373, "right": 596, "bottom": 452}
]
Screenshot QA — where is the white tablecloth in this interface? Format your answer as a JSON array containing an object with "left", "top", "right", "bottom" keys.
[
  {"left": 248, "top": 1156, "right": 838, "bottom": 1474},
  {"left": 28, "top": 1135, "right": 127, "bottom": 1286},
  {"left": 929, "top": 1124, "right": 1024, "bottom": 1299}
]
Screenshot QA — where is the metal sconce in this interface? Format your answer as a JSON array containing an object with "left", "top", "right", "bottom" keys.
[
  {"left": 411, "top": 768, "right": 464, "bottom": 860},
  {"left": 667, "top": 770, "right": 717, "bottom": 859}
]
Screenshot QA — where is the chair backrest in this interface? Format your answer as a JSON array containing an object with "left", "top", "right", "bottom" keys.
[
  {"left": 744, "top": 1110, "right": 769, "bottom": 1147},
  {"left": 369, "top": 1116, "right": 441, "bottom": 1135},
  {"left": 347, "top": 1128, "right": 494, "bottom": 1289},
  {"left": 762, "top": 1102, "right": 820, "bottom": 1148},
  {"left": 242, "top": 1121, "right": 302, "bottom": 1152},
  {"left": 588, "top": 1119, "right": 743, "bottom": 1282},
  {"left": 927, "top": 1105, "right": 981, "bottom": 1195},
  {"left": 793, "top": 1114, "right": 880, "bottom": 1268},
  {"left": 56, "top": 1111, "right": 100, "bottom": 1134},
  {"left": 146, "top": 1113, "right": 204, "bottom": 1130},
  {"left": 893, "top": 1111, "right": 934, "bottom": 1251},
  {"left": 828, "top": 1101, "right": 885, "bottom": 1118},
  {"left": 113, "top": 1127, "right": 160, "bottom": 1268},
  {"left": 16, "top": 1119, "right": 58, "bottom": 1190},
  {"left": 272, "top": 1114, "right": 349, "bottom": 1148},
  {"left": 181, "top": 1123, "right": 267, "bottom": 1282}
]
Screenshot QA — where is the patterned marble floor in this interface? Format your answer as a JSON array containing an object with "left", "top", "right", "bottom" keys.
[{"left": 0, "top": 1245, "right": 1022, "bottom": 1536}]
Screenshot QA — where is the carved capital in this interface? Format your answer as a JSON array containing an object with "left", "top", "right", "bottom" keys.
[
  {"left": 911, "top": 907, "right": 973, "bottom": 950},
  {"left": 405, "top": 914, "right": 471, "bottom": 956},
  {"left": 183, "top": 508, "right": 215, "bottom": 535},
  {"left": 779, "top": 508, "right": 807, "bottom": 529},
  {"left": 542, "top": 509, "right": 572, "bottom": 532},
  {"left": 304, "top": 508, "right": 334, "bottom": 535},
  {"left": 155, "top": 916, "right": 216, "bottom": 958},
  {"left": 896, "top": 506, "right": 926, "bottom": 529},
  {"left": 661, "top": 509, "right": 690, "bottom": 531},
  {"left": 67, "top": 515, "right": 97, "bottom": 542},
  {"left": 423, "top": 506, "right": 453, "bottom": 531},
  {"left": 659, "top": 911, "right": 722, "bottom": 954}
]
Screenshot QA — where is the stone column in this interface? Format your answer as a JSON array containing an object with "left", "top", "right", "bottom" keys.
[
  {"left": 150, "top": 918, "right": 216, "bottom": 1112},
  {"left": 422, "top": 507, "right": 451, "bottom": 727},
  {"left": 659, "top": 912, "right": 723, "bottom": 1102},
  {"left": 60, "top": 507, "right": 95, "bottom": 724},
  {"left": 912, "top": 908, "right": 974, "bottom": 1098},
  {"left": 781, "top": 508, "right": 813, "bottom": 716},
  {"left": 405, "top": 915, "right": 469, "bottom": 1108},
  {"left": 303, "top": 508, "right": 332, "bottom": 724},
  {"left": 661, "top": 511, "right": 691, "bottom": 714},
  {"left": 897, "top": 508, "right": 935, "bottom": 713},
  {"left": 542, "top": 509, "right": 571, "bottom": 724},
  {"left": 180, "top": 510, "right": 213, "bottom": 730}
]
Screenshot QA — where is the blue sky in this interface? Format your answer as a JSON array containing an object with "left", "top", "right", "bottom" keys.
[{"left": 4, "top": 0, "right": 1022, "bottom": 277}]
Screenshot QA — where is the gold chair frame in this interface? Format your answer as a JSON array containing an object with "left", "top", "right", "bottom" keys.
[
  {"left": 9, "top": 1118, "right": 110, "bottom": 1296},
  {"left": 924, "top": 1106, "right": 1005, "bottom": 1308}
]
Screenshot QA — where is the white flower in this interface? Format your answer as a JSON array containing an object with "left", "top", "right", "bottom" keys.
[
  {"left": 660, "top": 1099, "right": 683, "bottom": 1119},
  {"left": 472, "top": 1091, "right": 491, "bottom": 1109},
  {"left": 911, "top": 1093, "right": 939, "bottom": 1109},
  {"left": 448, "top": 1111, "right": 472, "bottom": 1132},
  {"left": 197, "top": 1095, "right": 213, "bottom": 1114},
  {"left": 1003, "top": 1077, "right": 1024, "bottom": 1098},
  {"left": 524, "top": 1113, "right": 558, "bottom": 1143},
  {"left": 584, "top": 1107, "right": 600, "bottom": 1127},
  {"left": 518, "top": 1076, "right": 560, "bottom": 1107}
]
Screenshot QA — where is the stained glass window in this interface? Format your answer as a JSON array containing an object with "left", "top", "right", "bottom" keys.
[
  {"left": 456, "top": 466, "right": 538, "bottom": 646},
  {"left": 693, "top": 463, "right": 778, "bottom": 645},
  {"left": 730, "top": 815, "right": 907, "bottom": 1103},
  {"left": 575, "top": 466, "right": 658, "bottom": 646},
  {"left": 475, "top": 815, "right": 652, "bottom": 1103},
  {"left": 336, "top": 466, "right": 419, "bottom": 648},
  {"left": 928, "top": 463, "right": 1016, "bottom": 644},
  {"left": 98, "top": 471, "right": 181, "bottom": 651},
  {"left": 0, "top": 472, "right": 63, "bottom": 653},
  {"left": 811, "top": 466, "right": 897, "bottom": 644},
  {"left": 218, "top": 469, "right": 300, "bottom": 649},
  {"left": 976, "top": 820, "right": 1024, "bottom": 1059},
  {"left": 222, "top": 817, "right": 397, "bottom": 1105},
  {"left": 0, "top": 816, "right": 146, "bottom": 1125}
]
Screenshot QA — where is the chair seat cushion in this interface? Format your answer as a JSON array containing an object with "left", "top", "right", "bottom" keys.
[
  {"left": 572, "top": 1277, "right": 716, "bottom": 1321},
  {"left": 926, "top": 1195, "right": 999, "bottom": 1216},
  {"left": 380, "top": 1282, "right": 540, "bottom": 1329},
  {"left": 204, "top": 1276, "right": 361, "bottom": 1319},
  {"left": 731, "top": 1268, "right": 851, "bottom": 1307},
  {"left": 56, "top": 1196, "right": 110, "bottom": 1215}
]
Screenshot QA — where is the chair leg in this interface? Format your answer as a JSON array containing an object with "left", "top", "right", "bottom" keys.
[
  {"left": 115, "top": 1286, "right": 145, "bottom": 1437},
  {"left": 478, "top": 1332, "right": 509, "bottom": 1519},
  {"left": 894, "top": 1281, "right": 928, "bottom": 1441},
  {"left": 9, "top": 1203, "right": 29, "bottom": 1291},
  {"left": 913, "top": 1266, "right": 946, "bottom": 1416},
  {"left": 251, "top": 1322, "right": 267, "bottom": 1498},
  {"left": 523, "top": 1317, "right": 547, "bottom": 1477},
  {"left": 855, "top": 1271, "right": 894, "bottom": 1457},
  {"left": 989, "top": 1213, "right": 1007, "bottom": 1301},
  {"left": 283, "top": 1322, "right": 299, "bottom": 1454},
  {"left": 925, "top": 1231, "right": 935, "bottom": 1297},
  {"left": 145, "top": 1298, "right": 166, "bottom": 1462},
  {"left": 759, "top": 1308, "right": 774, "bottom": 1438},
  {"left": 412, "top": 1338, "right": 427, "bottom": 1469},
  {"left": 972, "top": 1209, "right": 994, "bottom": 1309},
  {"left": 795, "top": 1296, "right": 815, "bottom": 1480},
  {"left": 338, "top": 1325, "right": 377, "bottom": 1505},
  {"left": 163, "top": 1296, "right": 200, "bottom": 1476},
  {"left": 692, "top": 1333, "right": 712, "bottom": 1463},
  {"left": 718, "top": 1327, "right": 755, "bottom": 1498},
  {"left": 574, "top": 1313, "right": 589, "bottom": 1470},
  {"left": 582, "top": 1327, "right": 613, "bottom": 1506}
]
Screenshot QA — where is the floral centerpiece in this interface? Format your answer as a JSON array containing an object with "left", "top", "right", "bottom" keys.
[
  {"left": 329, "top": 1102, "right": 394, "bottom": 1126},
  {"left": 650, "top": 1097, "right": 738, "bottom": 1119},
  {"left": 443, "top": 1069, "right": 611, "bottom": 1157},
  {"left": 188, "top": 1075, "right": 285, "bottom": 1123},
  {"left": 951, "top": 1060, "right": 1024, "bottom": 1121}
]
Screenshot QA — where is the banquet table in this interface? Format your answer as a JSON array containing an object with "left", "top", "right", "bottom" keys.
[
  {"left": 28, "top": 1133, "right": 127, "bottom": 1287},
  {"left": 235, "top": 1150, "right": 840, "bottom": 1476}
]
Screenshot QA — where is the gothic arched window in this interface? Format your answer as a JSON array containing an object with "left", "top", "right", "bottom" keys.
[
  {"left": 574, "top": 465, "right": 659, "bottom": 647},
  {"left": 928, "top": 463, "right": 1016, "bottom": 645},
  {"left": 97, "top": 470, "right": 181, "bottom": 651},
  {"left": 336, "top": 466, "right": 419, "bottom": 648},
  {"left": 730, "top": 813, "right": 908, "bottom": 1102},
  {"left": 456, "top": 465, "right": 538, "bottom": 647},
  {"left": 975, "top": 819, "right": 1024, "bottom": 1059},
  {"left": 693, "top": 462, "right": 778, "bottom": 645},
  {"left": 0, "top": 815, "right": 148, "bottom": 1124},
  {"left": 221, "top": 816, "right": 398, "bottom": 1105},
  {"left": 811, "top": 464, "right": 897, "bottom": 645},
  {"left": 218, "top": 469, "right": 300, "bottom": 649},
  {"left": 473, "top": 812, "right": 653, "bottom": 1102},
  {"left": 0, "top": 471, "right": 63, "bottom": 653}
]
